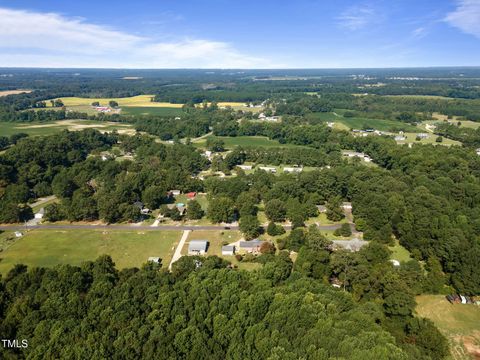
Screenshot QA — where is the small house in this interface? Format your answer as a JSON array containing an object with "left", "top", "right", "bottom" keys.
[
  {"left": 147, "top": 257, "right": 161, "bottom": 264},
  {"left": 316, "top": 205, "right": 327, "bottom": 213},
  {"left": 14, "top": 231, "right": 23, "bottom": 238},
  {"left": 394, "top": 135, "right": 406, "bottom": 141},
  {"left": 259, "top": 166, "right": 277, "bottom": 173},
  {"left": 188, "top": 240, "right": 209, "bottom": 255},
  {"left": 416, "top": 133, "right": 429, "bottom": 139},
  {"left": 476, "top": 148, "right": 480, "bottom": 156},
  {"left": 170, "top": 190, "right": 181, "bottom": 196},
  {"left": 342, "top": 202, "right": 352, "bottom": 210},
  {"left": 221, "top": 245, "right": 235, "bottom": 256},
  {"left": 283, "top": 166, "right": 303, "bottom": 173},
  {"left": 390, "top": 259, "right": 401, "bottom": 267},
  {"left": 238, "top": 164, "right": 253, "bottom": 170},
  {"left": 239, "top": 239, "right": 263, "bottom": 254}
]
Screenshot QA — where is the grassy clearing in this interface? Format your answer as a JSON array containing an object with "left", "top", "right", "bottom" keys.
[
  {"left": 0, "top": 229, "right": 181, "bottom": 273},
  {"left": 306, "top": 112, "right": 418, "bottom": 132},
  {"left": 193, "top": 135, "right": 308, "bottom": 149},
  {"left": 388, "top": 241, "right": 411, "bottom": 262},
  {"left": 0, "top": 120, "right": 134, "bottom": 137},
  {"left": 416, "top": 295, "right": 480, "bottom": 360},
  {"left": 396, "top": 132, "right": 461, "bottom": 146},
  {"left": 121, "top": 106, "right": 184, "bottom": 116}
]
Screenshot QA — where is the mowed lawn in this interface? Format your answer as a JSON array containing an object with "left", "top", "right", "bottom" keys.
[
  {"left": 416, "top": 295, "right": 480, "bottom": 360},
  {"left": 0, "top": 229, "right": 181, "bottom": 273},
  {"left": 121, "top": 106, "right": 184, "bottom": 116}
]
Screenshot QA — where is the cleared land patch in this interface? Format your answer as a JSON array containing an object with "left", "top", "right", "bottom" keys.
[
  {"left": 193, "top": 135, "right": 308, "bottom": 149},
  {"left": 0, "top": 89, "right": 32, "bottom": 97},
  {"left": 0, "top": 229, "right": 181, "bottom": 273},
  {"left": 416, "top": 295, "right": 480, "bottom": 360}
]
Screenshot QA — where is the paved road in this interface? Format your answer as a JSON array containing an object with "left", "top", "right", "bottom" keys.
[
  {"left": 0, "top": 223, "right": 342, "bottom": 231},
  {"left": 169, "top": 230, "right": 190, "bottom": 270}
]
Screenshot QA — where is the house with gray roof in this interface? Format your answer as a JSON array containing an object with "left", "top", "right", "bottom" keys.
[{"left": 188, "top": 240, "right": 209, "bottom": 255}]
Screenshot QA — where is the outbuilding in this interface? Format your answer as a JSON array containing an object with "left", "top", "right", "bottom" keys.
[{"left": 221, "top": 245, "right": 235, "bottom": 256}]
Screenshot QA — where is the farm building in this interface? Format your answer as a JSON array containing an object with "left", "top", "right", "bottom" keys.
[
  {"left": 342, "top": 151, "right": 372, "bottom": 162},
  {"left": 237, "top": 164, "right": 253, "bottom": 170},
  {"left": 186, "top": 192, "right": 197, "bottom": 200},
  {"left": 259, "top": 166, "right": 277, "bottom": 173},
  {"left": 188, "top": 240, "right": 209, "bottom": 255},
  {"left": 239, "top": 239, "right": 263, "bottom": 254},
  {"left": 221, "top": 245, "right": 235, "bottom": 256}
]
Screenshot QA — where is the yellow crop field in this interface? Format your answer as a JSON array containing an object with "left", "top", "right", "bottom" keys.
[{"left": 47, "top": 95, "right": 184, "bottom": 108}]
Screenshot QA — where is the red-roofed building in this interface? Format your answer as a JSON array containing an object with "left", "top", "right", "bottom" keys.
[{"left": 186, "top": 192, "right": 197, "bottom": 199}]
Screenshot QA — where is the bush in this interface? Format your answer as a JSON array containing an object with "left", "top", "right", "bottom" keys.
[{"left": 235, "top": 254, "right": 243, "bottom": 262}]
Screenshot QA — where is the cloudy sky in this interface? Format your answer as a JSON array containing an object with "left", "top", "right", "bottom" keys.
[{"left": 0, "top": 0, "right": 479, "bottom": 68}]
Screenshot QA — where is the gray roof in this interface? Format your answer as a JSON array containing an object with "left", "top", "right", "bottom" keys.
[
  {"left": 239, "top": 240, "right": 263, "bottom": 249},
  {"left": 188, "top": 240, "right": 209, "bottom": 252},
  {"left": 222, "top": 245, "right": 235, "bottom": 251}
]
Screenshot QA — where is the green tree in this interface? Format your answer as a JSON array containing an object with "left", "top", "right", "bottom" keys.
[
  {"left": 207, "top": 197, "right": 236, "bottom": 223},
  {"left": 187, "top": 200, "right": 204, "bottom": 220},
  {"left": 239, "top": 215, "right": 261, "bottom": 240},
  {"left": 326, "top": 196, "right": 344, "bottom": 222},
  {"left": 265, "top": 199, "right": 287, "bottom": 222}
]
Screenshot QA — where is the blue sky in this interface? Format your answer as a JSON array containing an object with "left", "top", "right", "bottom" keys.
[{"left": 0, "top": 0, "right": 479, "bottom": 68}]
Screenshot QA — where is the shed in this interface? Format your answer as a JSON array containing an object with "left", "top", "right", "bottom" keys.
[
  {"left": 186, "top": 192, "right": 197, "bottom": 199},
  {"left": 34, "top": 208, "right": 45, "bottom": 219},
  {"left": 188, "top": 240, "right": 209, "bottom": 255},
  {"left": 147, "top": 257, "right": 161, "bottom": 264},
  {"left": 221, "top": 245, "right": 235, "bottom": 256},
  {"left": 14, "top": 231, "right": 23, "bottom": 238}
]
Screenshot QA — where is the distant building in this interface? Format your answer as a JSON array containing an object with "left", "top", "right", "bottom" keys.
[
  {"left": 283, "top": 166, "right": 303, "bottom": 173},
  {"left": 316, "top": 205, "right": 327, "bottom": 213},
  {"left": 186, "top": 192, "right": 197, "bottom": 200},
  {"left": 170, "top": 190, "right": 181, "bottom": 196},
  {"left": 394, "top": 135, "right": 406, "bottom": 141},
  {"left": 237, "top": 164, "right": 253, "bottom": 170},
  {"left": 239, "top": 239, "right": 263, "bottom": 254},
  {"left": 342, "top": 202, "right": 352, "bottom": 210},
  {"left": 14, "top": 231, "right": 23, "bottom": 238},
  {"left": 416, "top": 133, "right": 429, "bottom": 139},
  {"left": 188, "top": 240, "right": 209, "bottom": 255},
  {"left": 342, "top": 151, "right": 372, "bottom": 163},
  {"left": 259, "top": 166, "right": 277, "bottom": 173},
  {"left": 221, "top": 245, "right": 235, "bottom": 256},
  {"left": 476, "top": 148, "right": 480, "bottom": 156},
  {"left": 390, "top": 259, "right": 401, "bottom": 267}
]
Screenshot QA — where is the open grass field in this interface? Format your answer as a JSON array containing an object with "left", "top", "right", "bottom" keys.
[
  {"left": 193, "top": 135, "right": 308, "bottom": 149},
  {"left": 47, "top": 95, "right": 184, "bottom": 108},
  {"left": 0, "top": 229, "right": 181, "bottom": 273},
  {"left": 0, "top": 120, "right": 135, "bottom": 137},
  {"left": 416, "top": 295, "right": 480, "bottom": 360}
]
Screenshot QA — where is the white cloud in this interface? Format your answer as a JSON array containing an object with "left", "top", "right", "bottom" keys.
[
  {"left": 445, "top": 0, "right": 480, "bottom": 39},
  {"left": 337, "top": 5, "right": 377, "bottom": 30},
  {"left": 0, "top": 7, "right": 274, "bottom": 68}
]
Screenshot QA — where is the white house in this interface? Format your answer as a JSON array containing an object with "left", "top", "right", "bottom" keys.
[
  {"left": 170, "top": 190, "right": 181, "bottom": 196},
  {"left": 390, "top": 259, "right": 401, "bottom": 267},
  {"left": 238, "top": 164, "right": 253, "bottom": 170},
  {"left": 221, "top": 245, "right": 235, "bottom": 256},
  {"left": 259, "top": 166, "right": 277, "bottom": 173},
  {"left": 14, "top": 231, "right": 23, "bottom": 238},
  {"left": 476, "top": 148, "right": 480, "bottom": 156},
  {"left": 188, "top": 240, "right": 209, "bottom": 255},
  {"left": 395, "top": 135, "right": 406, "bottom": 141},
  {"left": 417, "top": 133, "right": 429, "bottom": 139},
  {"left": 283, "top": 166, "right": 303, "bottom": 173}
]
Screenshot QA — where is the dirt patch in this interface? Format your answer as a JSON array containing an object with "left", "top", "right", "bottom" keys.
[{"left": 0, "top": 89, "right": 32, "bottom": 97}]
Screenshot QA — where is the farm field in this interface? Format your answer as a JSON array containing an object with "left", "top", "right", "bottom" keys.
[
  {"left": 416, "top": 295, "right": 480, "bottom": 360},
  {"left": 0, "top": 120, "right": 135, "bottom": 137},
  {"left": 46, "top": 95, "right": 183, "bottom": 108},
  {"left": 193, "top": 135, "right": 308, "bottom": 149},
  {"left": 0, "top": 229, "right": 181, "bottom": 273},
  {"left": 424, "top": 118, "right": 480, "bottom": 130}
]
